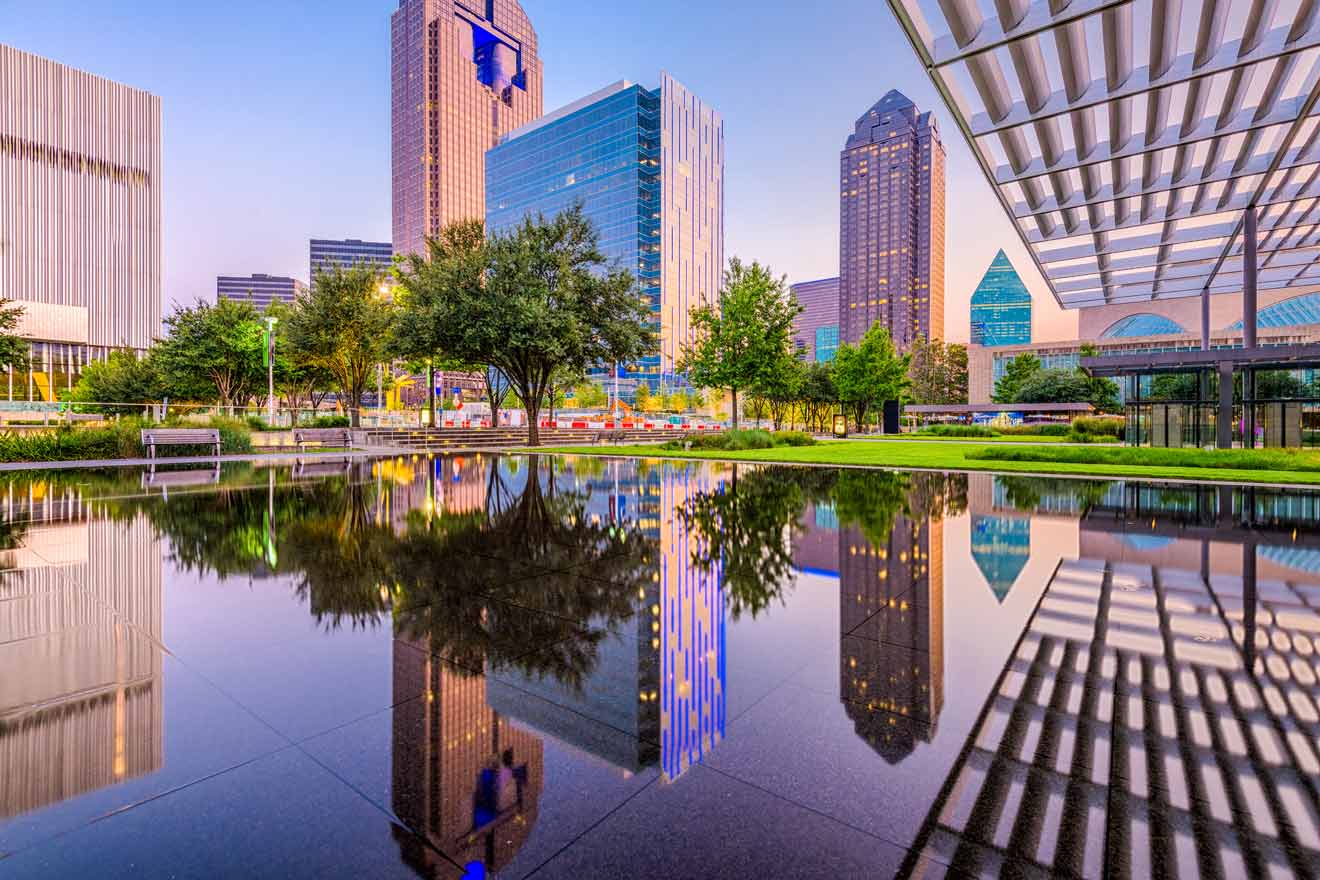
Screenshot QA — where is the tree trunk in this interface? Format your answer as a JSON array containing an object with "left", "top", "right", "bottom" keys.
[
  {"left": 526, "top": 402, "right": 540, "bottom": 446},
  {"left": 426, "top": 361, "right": 436, "bottom": 429},
  {"left": 730, "top": 387, "right": 739, "bottom": 430}
]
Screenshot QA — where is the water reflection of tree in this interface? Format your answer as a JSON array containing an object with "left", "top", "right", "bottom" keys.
[
  {"left": 680, "top": 467, "right": 965, "bottom": 620},
  {"left": 995, "top": 475, "right": 1113, "bottom": 513},
  {"left": 391, "top": 456, "right": 651, "bottom": 687}
]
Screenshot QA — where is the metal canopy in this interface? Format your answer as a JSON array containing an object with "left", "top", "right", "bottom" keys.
[{"left": 887, "top": 0, "right": 1320, "bottom": 308}]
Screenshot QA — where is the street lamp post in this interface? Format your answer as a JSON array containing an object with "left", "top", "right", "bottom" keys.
[{"left": 264, "top": 317, "right": 278, "bottom": 426}]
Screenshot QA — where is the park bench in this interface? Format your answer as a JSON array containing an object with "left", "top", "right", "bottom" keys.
[
  {"left": 140, "top": 428, "right": 221, "bottom": 460},
  {"left": 293, "top": 427, "right": 354, "bottom": 450},
  {"left": 593, "top": 430, "right": 629, "bottom": 445},
  {"left": 141, "top": 464, "right": 221, "bottom": 490}
]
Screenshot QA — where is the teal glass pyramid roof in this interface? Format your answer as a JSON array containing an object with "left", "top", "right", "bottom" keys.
[
  {"left": 969, "top": 515, "right": 1029, "bottom": 602},
  {"left": 970, "top": 250, "right": 1032, "bottom": 347}
]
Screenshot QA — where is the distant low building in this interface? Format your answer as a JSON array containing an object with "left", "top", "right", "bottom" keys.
[
  {"left": 790, "top": 277, "right": 840, "bottom": 363},
  {"left": 309, "top": 239, "right": 392, "bottom": 281},
  {"left": 969, "top": 250, "right": 1031, "bottom": 347},
  {"left": 216, "top": 274, "right": 306, "bottom": 311}
]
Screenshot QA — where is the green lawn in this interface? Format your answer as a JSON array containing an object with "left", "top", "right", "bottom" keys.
[{"left": 535, "top": 439, "right": 1320, "bottom": 486}]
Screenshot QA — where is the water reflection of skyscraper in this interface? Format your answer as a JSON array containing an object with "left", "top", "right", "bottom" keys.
[
  {"left": 0, "top": 492, "right": 164, "bottom": 819},
  {"left": 839, "top": 510, "right": 944, "bottom": 764},
  {"left": 390, "top": 640, "right": 544, "bottom": 877}
]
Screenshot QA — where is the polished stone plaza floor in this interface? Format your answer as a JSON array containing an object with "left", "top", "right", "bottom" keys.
[{"left": 1, "top": 456, "right": 1318, "bottom": 878}]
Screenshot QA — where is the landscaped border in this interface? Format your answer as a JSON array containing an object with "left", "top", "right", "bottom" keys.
[{"left": 533, "top": 440, "right": 1320, "bottom": 487}]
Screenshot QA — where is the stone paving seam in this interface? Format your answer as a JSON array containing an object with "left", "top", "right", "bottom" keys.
[{"left": 518, "top": 775, "right": 664, "bottom": 880}]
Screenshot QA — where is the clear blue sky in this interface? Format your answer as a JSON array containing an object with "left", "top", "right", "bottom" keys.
[{"left": 1, "top": 0, "right": 1077, "bottom": 341}]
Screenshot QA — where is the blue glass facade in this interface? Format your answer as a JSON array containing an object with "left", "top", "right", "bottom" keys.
[
  {"left": 1100, "top": 314, "right": 1186, "bottom": 337},
  {"left": 969, "top": 250, "right": 1031, "bottom": 347},
  {"left": 815, "top": 326, "right": 839, "bottom": 363},
  {"left": 1227, "top": 291, "right": 1320, "bottom": 330},
  {"left": 487, "top": 83, "right": 665, "bottom": 396}
]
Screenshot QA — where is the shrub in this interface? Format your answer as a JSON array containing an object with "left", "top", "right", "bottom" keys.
[
  {"left": 917, "top": 424, "right": 998, "bottom": 438},
  {"left": 245, "top": 415, "right": 272, "bottom": 432},
  {"left": 0, "top": 416, "right": 252, "bottom": 463},
  {"left": 662, "top": 428, "right": 812, "bottom": 452},
  {"left": 967, "top": 445, "right": 1320, "bottom": 474},
  {"left": 771, "top": 430, "right": 818, "bottom": 447},
  {"left": 996, "top": 423, "right": 1072, "bottom": 437},
  {"left": 305, "top": 414, "right": 350, "bottom": 429},
  {"left": 1073, "top": 416, "right": 1125, "bottom": 438}
]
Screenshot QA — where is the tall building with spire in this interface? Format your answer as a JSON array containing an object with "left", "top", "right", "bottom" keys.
[
  {"left": 969, "top": 249, "right": 1032, "bottom": 347},
  {"left": 839, "top": 90, "right": 945, "bottom": 350},
  {"left": 390, "top": 0, "right": 543, "bottom": 258}
]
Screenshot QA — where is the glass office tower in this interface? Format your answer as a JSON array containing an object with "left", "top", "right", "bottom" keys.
[
  {"left": 487, "top": 75, "right": 723, "bottom": 397},
  {"left": 969, "top": 249, "right": 1032, "bottom": 347}
]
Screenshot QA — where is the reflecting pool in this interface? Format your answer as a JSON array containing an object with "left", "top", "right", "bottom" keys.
[{"left": 2, "top": 456, "right": 1320, "bottom": 878}]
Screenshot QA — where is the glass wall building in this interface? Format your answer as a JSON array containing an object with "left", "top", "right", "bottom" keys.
[
  {"left": 309, "top": 239, "right": 392, "bottom": 281},
  {"left": 969, "top": 250, "right": 1031, "bottom": 347},
  {"left": 487, "top": 75, "right": 724, "bottom": 397},
  {"left": 790, "top": 277, "right": 840, "bottom": 362}
]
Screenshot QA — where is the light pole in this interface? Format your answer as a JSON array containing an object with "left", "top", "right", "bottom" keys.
[{"left": 264, "top": 317, "right": 278, "bottom": 426}]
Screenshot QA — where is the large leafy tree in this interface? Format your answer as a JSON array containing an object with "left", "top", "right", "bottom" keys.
[
  {"left": 1076, "top": 343, "right": 1121, "bottom": 412},
  {"left": 409, "top": 205, "right": 651, "bottom": 445},
  {"left": 69, "top": 349, "right": 161, "bottom": 414},
  {"left": 992, "top": 353, "right": 1041, "bottom": 404},
  {"left": 394, "top": 221, "right": 488, "bottom": 427},
  {"left": 908, "top": 337, "right": 969, "bottom": 405},
  {"left": 154, "top": 298, "right": 264, "bottom": 409},
  {"left": 1012, "top": 367, "right": 1092, "bottom": 403},
  {"left": 679, "top": 258, "right": 801, "bottom": 429},
  {"left": 0, "top": 299, "right": 29, "bottom": 373},
  {"left": 833, "top": 324, "right": 910, "bottom": 431},
  {"left": 752, "top": 350, "right": 805, "bottom": 430},
  {"left": 285, "top": 264, "right": 395, "bottom": 427},
  {"left": 799, "top": 361, "right": 837, "bottom": 432}
]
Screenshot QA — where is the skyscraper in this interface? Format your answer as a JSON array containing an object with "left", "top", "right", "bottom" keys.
[
  {"left": 969, "top": 249, "right": 1032, "bottom": 347},
  {"left": 790, "top": 277, "right": 841, "bottom": 363},
  {"left": 390, "top": 0, "right": 543, "bottom": 258},
  {"left": 216, "top": 274, "right": 306, "bottom": 311},
  {"left": 309, "top": 239, "right": 393, "bottom": 281},
  {"left": 839, "top": 90, "right": 945, "bottom": 350},
  {"left": 486, "top": 76, "right": 723, "bottom": 395},
  {"left": 0, "top": 44, "right": 161, "bottom": 401}
]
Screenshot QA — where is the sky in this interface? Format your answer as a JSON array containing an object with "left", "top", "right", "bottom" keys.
[{"left": 1, "top": 0, "right": 1079, "bottom": 343}]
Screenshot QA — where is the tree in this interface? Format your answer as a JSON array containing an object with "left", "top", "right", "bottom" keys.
[
  {"left": 0, "top": 300, "right": 29, "bottom": 373},
  {"left": 754, "top": 351, "right": 804, "bottom": 430},
  {"left": 395, "top": 221, "right": 488, "bottom": 427},
  {"left": 1076, "top": 343, "right": 1121, "bottom": 412},
  {"left": 634, "top": 383, "right": 653, "bottom": 413},
  {"left": 68, "top": 350, "right": 161, "bottom": 413},
  {"left": 799, "top": 361, "right": 837, "bottom": 432},
  {"left": 1012, "top": 367, "right": 1092, "bottom": 403},
  {"left": 154, "top": 298, "right": 265, "bottom": 409},
  {"left": 284, "top": 264, "right": 395, "bottom": 427},
  {"left": 909, "top": 337, "right": 969, "bottom": 405},
  {"left": 678, "top": 258, "right": 801, "bottom": 429},
  {"left": 833, "top": 324, "right": 910, "bottom": 431},
  {"left": 413, "top": 206, "right": 651, "bottom": 445},
  {"left": 992, "top": 353, "right": 1041, "bottom": 403}
]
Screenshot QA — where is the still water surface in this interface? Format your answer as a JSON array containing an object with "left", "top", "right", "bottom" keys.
[{"left": 2, "top": 455, "right": 1319, "bottom": 878}]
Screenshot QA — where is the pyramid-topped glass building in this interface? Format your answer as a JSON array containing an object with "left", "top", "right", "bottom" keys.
[{"left": 969, "top": 250, "right": 1031, "bottom": 347}]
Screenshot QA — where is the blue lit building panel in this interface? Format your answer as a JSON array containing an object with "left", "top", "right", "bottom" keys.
[
  {"left": 487, "top": 83, "right": 664, "bottom": 398},
  {"left": 1227, "top": 291, "right": 1320, "bottom": 330},
  {"left": 1100, "top": 314, "right": 1186, "bottom": 338},
  {"left": 815, "top": 326, "right": 839, "bottom": 363},
  {"left": 969, "top": 250, "right": 1032, "bottom": 347}
]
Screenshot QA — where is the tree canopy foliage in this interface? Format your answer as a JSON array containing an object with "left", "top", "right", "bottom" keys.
[
  {"left": 833, "top": 324, "right": 910, "bottom": 430},
  {"left": 679, "top": 258, "right": 801, "bottom": 429}
]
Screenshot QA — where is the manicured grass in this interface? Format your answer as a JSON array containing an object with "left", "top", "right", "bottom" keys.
[
  {"left": 535, "top": 439, "right": 1320, "bottom": 485},
  {"left": 878, "top": 433, "right": 1072, "bottom": 443}
]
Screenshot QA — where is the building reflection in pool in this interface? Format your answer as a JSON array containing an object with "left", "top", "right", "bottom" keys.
[{"left": 8, "top": 460, "right": 1320, "bottom": 877}]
